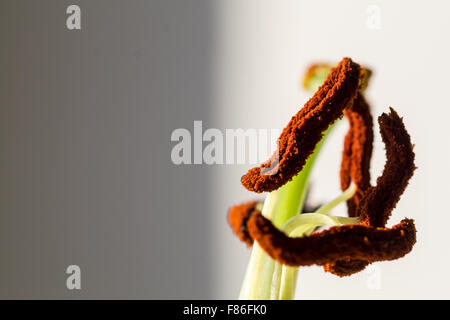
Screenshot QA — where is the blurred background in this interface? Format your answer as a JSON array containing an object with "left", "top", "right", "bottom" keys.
[{"left": 0, "top": 0, "right": 449, "bottom": 299}]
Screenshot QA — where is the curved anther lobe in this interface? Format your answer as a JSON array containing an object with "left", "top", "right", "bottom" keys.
[
  {"left": 248, "top": 211, "right": 416, "bottom": 267},
  {"left": 340, "top": 93, "right": 374, "bottom": 217},
  {"left": 241, "top": 58, "right": 361, "bottom": 193},
  {"left": 360, "top": 108, "right": 416, "bottom": 227},
  {"left": 228, "top": 201, "right": 261, "bottom": 247},
  {"left": 325, "top": 93, "right": 374, "bottom": 277}
]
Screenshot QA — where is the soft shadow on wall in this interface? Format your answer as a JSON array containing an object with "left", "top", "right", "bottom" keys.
[{"left": 0, "top": 0, "right": 217, "bottom": 298}]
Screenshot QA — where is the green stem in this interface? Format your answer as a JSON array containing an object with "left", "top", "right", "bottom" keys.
[
  {"left": 270, "top": 224, "right": 316, "bottom": 300},
  {"left": 239, "top": 191, "right": 279, "bottom": 299}
]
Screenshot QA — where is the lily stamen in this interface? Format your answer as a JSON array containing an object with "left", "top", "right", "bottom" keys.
[{"left": 228, "top": 58, "right": 418, "bottom": 299}]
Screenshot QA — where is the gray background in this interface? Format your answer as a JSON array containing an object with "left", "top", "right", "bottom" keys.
[{"left": 1, "top": 0, "right": 215, "bottom": 298}]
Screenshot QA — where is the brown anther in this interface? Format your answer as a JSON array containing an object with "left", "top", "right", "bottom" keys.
[
  {"left": 230, "top": 58, "right": 418, "bottom": 281},
  {"left": 340, "top": 93, "right": 374, "bottom": 217},
  {"left": 359, "top": 108, "right": 416, "bottom": 227},
  {"left": 241, "top": 58, "right": 361, "bottom": 193},
  {"left": 247, "top": 108, "right": 416, "bottom": 275},
  {"left": 228, "top": 189, "right": 321, "bottom": 246},
  {"left": 227, "top": 200, "right": 262, "bottom": 247},
  {"left": 324, "top": 107, "right": 415, "bottom": 277},
  {"left": 324, "top": 93, "right": 374, "bottom": 276},
  {"left": 248, "top": 211, "right": 416, "bottom": 267},
  {"left": 323, "top": 259, "right": 369, "bottom": 277}
]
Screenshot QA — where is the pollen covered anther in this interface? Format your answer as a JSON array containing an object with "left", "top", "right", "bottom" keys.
[
  {"left": 227, "top": 201, "right": 261, "bottom": 247},
  {"left": 324, "top": 92, "right": 374, "bottom": 276},
  {"left": 248, "top": 211, "right": 416, "bottom": 267},
  {"left": 340, "top": 93, "right": 374, "bottom": 217},
  {"left": 247, "top": 108, "right": 417, "bottom": 272},
  {"left": 323, "top": 259, "right": 369, "bottom": 277},
  {"left": 359, "top": 108, "right": 416, "bottom": 227},
  {"left": 230, "top": 58, "right": 418, "bottom": 291},
  {"left": 241, "top": 58, "right": 361, "bottom": 193}
]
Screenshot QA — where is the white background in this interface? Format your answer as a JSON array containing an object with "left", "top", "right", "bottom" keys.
[{"left": 214, "top": 0, "right": 450, "bottom": 299}]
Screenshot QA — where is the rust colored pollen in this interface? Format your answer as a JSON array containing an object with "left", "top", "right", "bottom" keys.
[
  {"left": 359, "top": 108, "right": 416, "bottom": 228},
  {"left": 326, "top": 107, "right": 415, "bottom": 276},
  {"left": 228, "top": 58, "right": 418, "bottom": 279},
  {"left": 241, "top": 58, "right": 361, "bottom": 193},
  {"left": 323, "top": 259, "right": 370, "bottom": 277},
  {"left": 247, "top": 212, "right": 416, "bottom": 267},
  {"left": 324, "top": 92, "right": 374, "bottom": 276},
  {"left": 227, "top": 201, "right": 261, "bottom": 247},
  {"left": 228, "top": 193, "right": 321, "bottom": 248},
  {"left": 340, "top": 93, "right": 374, "bottom": 218},
  {"left": 247, "top": 109, "right": 417, "bottom": 271}
]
